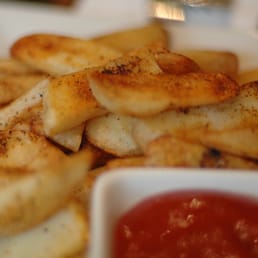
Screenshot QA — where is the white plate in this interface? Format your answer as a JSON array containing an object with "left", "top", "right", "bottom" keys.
[
  {"left": 90, "top": 168, "right": 258, "bottom": 258},
  {"left": 1, "top": 2, "right": 258, "bottom": 71}
]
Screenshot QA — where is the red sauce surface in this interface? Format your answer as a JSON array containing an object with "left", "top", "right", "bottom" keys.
[{"left": 113, "top": 190, "right": 258, "bottom": 258}]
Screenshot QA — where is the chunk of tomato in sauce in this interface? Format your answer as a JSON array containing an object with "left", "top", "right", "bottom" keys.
[{"left": 113, "top": 190, "right": 258, "bottom": 258}]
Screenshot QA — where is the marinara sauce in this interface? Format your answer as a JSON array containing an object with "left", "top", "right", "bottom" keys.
[{"left": 113, "top": 190, "right": 258, "bottom": 258}]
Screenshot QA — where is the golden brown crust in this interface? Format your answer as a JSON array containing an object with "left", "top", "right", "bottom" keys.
[
  {"left": 43, "top": 70, "right": 107, "bottom": 135},
  {"left": 0, "top": 74, "right": 47, "bottom": 105},
  {"left": 11, "top": 33, "right": 121, "bottom": 75},
  {"left": 155, "top": 52, "right": 201, "bottom": 74},
  {"left": 89, "top": 71, "right": 240, "bottom": 116},
  {"left": 179, "top": 50, "right": 239, "bottom": 79},
  {"left": 0, "top": 58, "right": 42, "bottom": 75}
]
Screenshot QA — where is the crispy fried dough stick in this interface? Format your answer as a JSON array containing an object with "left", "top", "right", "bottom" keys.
[
  {"left": 0, "top": 73, "right": 47, "bottom": 105},
  {"left": 0, "top": 130, "right": 65, "bottom": 169},
  {"left": 0, "top": 201, "right": 88, "bottom": 258},
  {"left": 42, "top": 45, "right": 164, "bottom": 136},
  {"left": 51, "top": 124, "right": 85, "bottom": 152},
  {"left": 0, "top": 79, "right": 49, "bottom": 130},
  {"left": 42, "top": 44, "right": 204, "bottom": 135},
  {"left": 85, "top": 113, "right": 140, "bottom": 157},
  {"left": 0, "top": 149, "right": 93, "bottom": 236},
  {"left": 179, "top": 50, "right": 239, "bottom": 79},
  {"left": 11, "top": 33, "right": 121, "bottom": 75},
  {"left": 43, "top": 70, "right": 107, "bottom": 136},
  {"left": 130, "top": 44, "right": 201, "bottom": 74},
  {"left": 88, "top": 71, "right": 239, "bottom": 116},
  {"left": 0, "top": 76, "right": 84, "bottom": 152},
  {"left": 144, "top": 134, "right": 258, "bottom": 170},
  {"left": 133, "top": 82, "right": 258, "bottom": 159},
  {"left": 0, "top": 58, "right": 42, "bottom": 75}
]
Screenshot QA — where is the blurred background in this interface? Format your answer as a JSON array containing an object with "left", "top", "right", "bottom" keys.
[
  {"left": 1, "top": 0, "right": 257, "bottom": 32},
  {"left": 0, "top": 0, "right": 76, "bottom": 6}
]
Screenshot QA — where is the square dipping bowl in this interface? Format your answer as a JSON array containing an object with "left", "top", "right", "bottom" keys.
[{"left": 88, "top": 168, "right": 258, "bottom": 258}]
